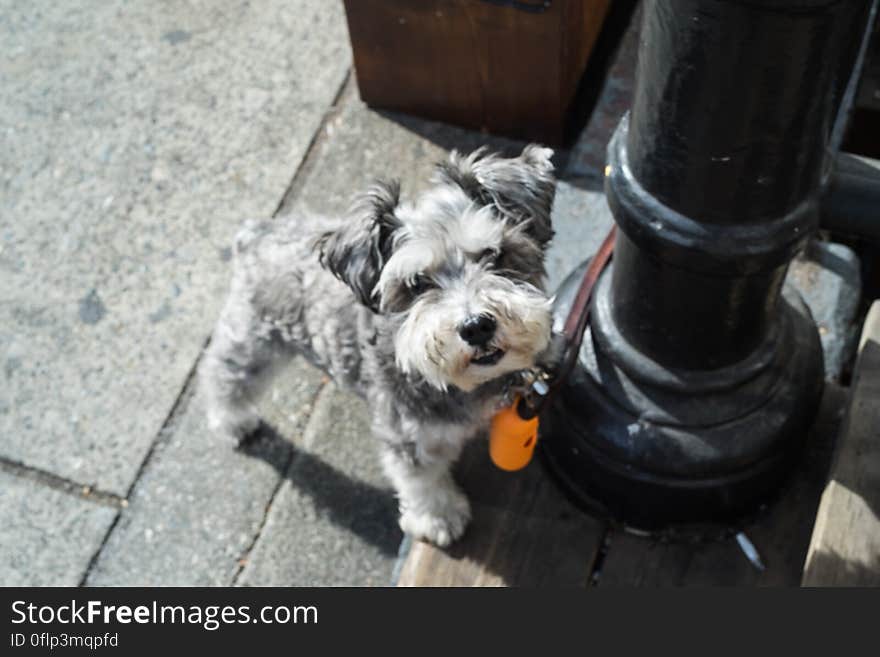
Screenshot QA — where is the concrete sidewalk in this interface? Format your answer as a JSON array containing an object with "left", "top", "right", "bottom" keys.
[
  {"left": 2, "top": 0, "right": 354, "bottom": 585},
  {"left": 0, "top": 2, "right": 860, "bottom": 586}
]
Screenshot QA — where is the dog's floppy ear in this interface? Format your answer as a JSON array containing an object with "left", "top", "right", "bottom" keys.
[
  {"left": 316, "top": 180, "right": 401, "bottom": 313},
  {"left": 435, "top": 144, "right": 556, "bottom": 246}
]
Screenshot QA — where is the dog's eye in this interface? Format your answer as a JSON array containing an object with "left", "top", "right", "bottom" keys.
[{"left": 406, "top": 274, "right": 435, "bottom": 296}]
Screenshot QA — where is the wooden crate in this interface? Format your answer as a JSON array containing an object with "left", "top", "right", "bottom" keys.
[{"left": 343, "top": 0, "right": 612, "bottom": 145}]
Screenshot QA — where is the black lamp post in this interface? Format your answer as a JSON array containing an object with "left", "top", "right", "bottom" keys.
[{"left": 543, "top": 0, "right": 870, "bottom": 529}]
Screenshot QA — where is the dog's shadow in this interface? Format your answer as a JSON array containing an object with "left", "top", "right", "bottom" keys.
[
  {"left": 241, "top": 423, "right": 599, "bottom": 586},
  {"left": 240, "top": 422, "right": 402, "bottom": 559}
]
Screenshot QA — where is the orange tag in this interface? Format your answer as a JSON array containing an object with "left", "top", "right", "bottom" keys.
[{"left": 489, "top": 398, "right": 539, "bottom": 471}]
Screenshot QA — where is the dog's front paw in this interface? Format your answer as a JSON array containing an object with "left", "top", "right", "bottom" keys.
[
  {"left": 206, "top": 404, "right": 261, "bottom": 447},
  {"left": 399, "top": 488, "right": 471, "bottom": 547}
]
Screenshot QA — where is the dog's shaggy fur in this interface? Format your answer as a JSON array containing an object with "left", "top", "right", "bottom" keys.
[{"left": 201, "top": 145, "right": 556, "bottom": 546}]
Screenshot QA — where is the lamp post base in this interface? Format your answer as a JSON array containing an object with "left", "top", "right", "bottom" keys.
[{"left": 540, "top": 260, "right": 825, "bottom": 530}]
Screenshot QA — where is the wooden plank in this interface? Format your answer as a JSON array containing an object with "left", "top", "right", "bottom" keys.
[
  {"left": 802, "top": 301, "right": 880, "bottom": 586},
  {"left": 597, "top": 382, "right": 848, "bottom": 587},
  {"left": 396, "top": 440, "right": 605, "bottom": 586}
]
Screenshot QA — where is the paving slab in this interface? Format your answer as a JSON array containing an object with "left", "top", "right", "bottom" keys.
[
  {"left": 545, "top": 181, "right": 615, "bottom": 290},
  {"left": 0, "top": 0, "right": 350, "bottom": 494},
  {"left": 788, "top": 241, "right": 862, "bottom": 381},
  {"left": 280, "top": 85, "right": 527, "bottom": 218},
  {"left": 0, "top": 470, "right": 117, "bottom": 586},
  {"left": 84, "top": 358, "right": 323, "bottom": 586},
  {"left": 238, "top": 383, "right": 402, "bottom": 587}
]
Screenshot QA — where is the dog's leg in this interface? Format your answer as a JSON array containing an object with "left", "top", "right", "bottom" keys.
[
  {"left": 376, "top": 419, "right": 472, "bottom": 547},
  {"left": 200, "top": 293, "right": 287, "bottom": 445}
]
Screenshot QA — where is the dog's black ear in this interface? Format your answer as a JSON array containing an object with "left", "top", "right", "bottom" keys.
[
  {"left": 435, "top": 144, "right": 556, "bottom": 246},
  {"left": 316, "top": 180, "right": 401, "bottom": 313}
]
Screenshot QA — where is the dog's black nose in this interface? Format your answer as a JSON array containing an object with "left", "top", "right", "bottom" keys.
[{"left": 458, "top": 314, "right": 496, "bottom": 346}]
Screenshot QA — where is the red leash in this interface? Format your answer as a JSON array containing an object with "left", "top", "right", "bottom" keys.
[
  {"left": 558, "top": 226, "right": 617, "bottom": 389},
  {"left": 521, "top": 224, "right": 617, "bottom": 419}
]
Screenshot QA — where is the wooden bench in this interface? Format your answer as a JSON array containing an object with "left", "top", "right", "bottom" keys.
[
  {"left": 397, "top": 381, "right": 848, "bottom": 586},
  {"left": 802, "top": 301, "right": 880, "bottom": 586}
]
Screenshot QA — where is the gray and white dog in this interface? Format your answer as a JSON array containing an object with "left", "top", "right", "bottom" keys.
[{"left": 200, "top": 145, "right": 556, "bottom": 546}]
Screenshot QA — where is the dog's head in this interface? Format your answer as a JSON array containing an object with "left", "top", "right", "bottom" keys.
[{"left": 317, "top": 144, "right": 555, "bottom": 391}]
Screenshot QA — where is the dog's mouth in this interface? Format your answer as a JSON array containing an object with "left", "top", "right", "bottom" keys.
[{"left": 470, "top": 347, "right": 505, "bottom": 366}]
